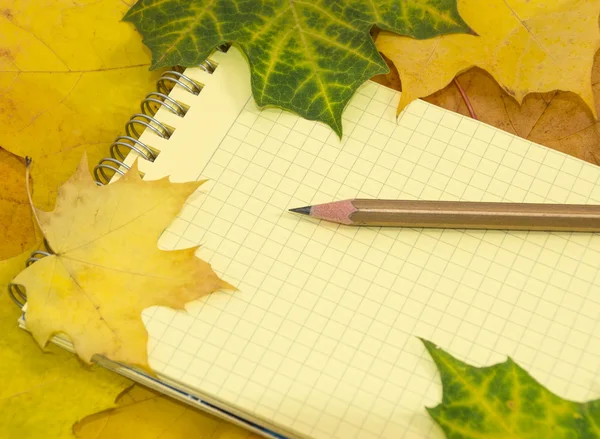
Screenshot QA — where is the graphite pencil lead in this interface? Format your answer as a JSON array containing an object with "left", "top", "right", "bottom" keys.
[{"left": 289, "top": 206, "right": 312, "bottom": 215}]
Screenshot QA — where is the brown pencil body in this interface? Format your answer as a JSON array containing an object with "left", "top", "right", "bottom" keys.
[{"left": 348, "top": 199, "right": 600, "bottom": 232}]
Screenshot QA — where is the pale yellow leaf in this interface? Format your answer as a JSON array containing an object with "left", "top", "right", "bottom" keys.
[
  {"left": 0, "top": 0, "right": 164, "bottom": 210},
  {"left": 375, "top": 0, "right": 600, "bottom": 116},
  {"left": 11, "top": 154, "right": 233, "bottom": 371}
]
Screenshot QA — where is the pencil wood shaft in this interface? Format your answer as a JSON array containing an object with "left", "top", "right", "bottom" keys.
[{"left": 349, "top": 199, "right": 600, "bottom": 231}]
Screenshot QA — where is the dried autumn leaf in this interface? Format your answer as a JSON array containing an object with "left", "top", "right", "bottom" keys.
[
  {"left": 422, "top": 339, "right": 600, "bottom": 438},
  {"left": 371, "top": 50, "right": 600, "bottom": 165},
  {"left": 425, "top": 68, "right": 600, "bottom": 165},
  {"left": 11, "top": 154, "right": 232, "bottom": 371},
  {"left": 123, "top": 0, "right": 472, "bottom": 137},
  {"left": 0, "top": 0, "right": 164, "bottom": 210},
  {"left": 0, "top": 266, "right": 131, "bottom": 439},
  {"left": 0, "top": 146, "right": 38, "bottom": 260},
  {"left": 75, "top": 385, "right": 261, "bottom": 439},
  {"left": 375, "top": 0, "right": 600, "bottom": 117}
]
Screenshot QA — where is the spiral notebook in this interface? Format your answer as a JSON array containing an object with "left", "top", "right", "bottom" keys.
[{"left": 14, "top": 44, "right": 600, "bottom": 439}]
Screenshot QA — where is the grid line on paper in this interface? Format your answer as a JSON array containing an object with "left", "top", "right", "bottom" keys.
[
  {"left": 306, "top": 117, "right": 398, "bottom": 438},
  {"left": 284, "top": 106, "right": 386, "bottom": 434},
  {"left": 192, "top": 182, "right": 599, "bottom": 285},
  {"left": 145, "top": 81, "right": 600, "bottom": 439},
  {"left": 229, "top": 120, "right": 330, "bottom": 419},
  {"left": 165, "top": 219, "right": 600, "bottom": 372},
  {"left": 192, "top": 141, "right": 599, "bottom": 282}
]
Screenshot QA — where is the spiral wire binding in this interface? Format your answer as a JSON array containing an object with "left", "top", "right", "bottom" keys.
[
  {"left": 94, "top": 55, "right": 222, "bottom": 185},
  {"left": 9, "top": 45, "right": 230, "bottom": 307}
]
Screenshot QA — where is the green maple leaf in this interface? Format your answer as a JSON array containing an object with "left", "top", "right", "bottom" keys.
[
  {"left": 123, "top": 0, "right": 472, "bottom": 137},
  {"left": 422, "top": 338, "right": 600, "bottom": 438}
]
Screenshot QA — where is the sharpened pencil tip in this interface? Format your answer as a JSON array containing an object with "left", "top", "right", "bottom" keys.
[{"left": 289, "top": 206, "right": 311, "bottom": 215}]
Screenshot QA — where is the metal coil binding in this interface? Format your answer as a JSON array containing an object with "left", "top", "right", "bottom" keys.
[
  {"left": 9, "top": 45, "right": 230, "bottom": 307},
  {"left": 94, "top": 56, "right": 220, "bottom": 185}
]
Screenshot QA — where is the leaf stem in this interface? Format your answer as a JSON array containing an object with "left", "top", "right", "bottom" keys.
[
  {"left": 453, "top": 77, "right": 477, "bottom": 120},
  {"left": 25, "top": 157, "right": 54, "bottom": 254}
]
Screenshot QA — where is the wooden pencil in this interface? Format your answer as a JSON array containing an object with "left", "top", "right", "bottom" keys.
[{"left": 289, "top": 199, "right": 600, "bottom": 232}]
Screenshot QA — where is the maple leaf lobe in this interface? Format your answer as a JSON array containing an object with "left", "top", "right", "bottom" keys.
[
  {"left": 123, "top": 0, "right": 472, "bottom": 136},
  {"left": 422, "top": 338, "right": 600, "bottom": 438}
]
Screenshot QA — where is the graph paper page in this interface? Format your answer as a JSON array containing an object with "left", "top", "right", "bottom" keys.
[{"left": 137, "top": 50, "right": 600, "bottom": 439}]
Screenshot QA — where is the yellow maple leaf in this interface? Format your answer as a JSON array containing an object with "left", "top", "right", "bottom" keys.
[
  {"left": 375, "top": 0, "right": 600, "bottom": 116},
  {"left": 0, "top": 146, "right": 39, "bottom": 260},
  {"left": 0, "top": 258, "right": 131, "bottom": 439},
  {"left": 11, "top": 153, "right": 233, "bottom": 371},
  {"left": 75, "top": 385, "right": 261, "bottom": 439},
  {"left": 0, "top": 0, "right": 164, "bottom": 210},
  {"left": 0, "top": 150, "right": 129, "bottom": 439}
]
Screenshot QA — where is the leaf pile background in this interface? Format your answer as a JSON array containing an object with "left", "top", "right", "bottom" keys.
[{"left": 124, "top": 0, "right": 472, "bottom": 136}]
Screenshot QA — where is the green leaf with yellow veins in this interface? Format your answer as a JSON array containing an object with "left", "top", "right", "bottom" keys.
[
  {"left": 123, "top": 0, "right": 472, "bottom": 137},
  {"left": 422, "top": 339, "right": 600, "bottom": 438}
]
